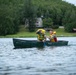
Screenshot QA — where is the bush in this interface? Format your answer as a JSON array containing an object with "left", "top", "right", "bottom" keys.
[
  {"left": 51, "top": 25, "right": 59, "bottom": 29},
  {"left": 0, "top": 17, "right": 19, "bottom": 35},
  {"left": 43, "top": 18, "right": 53, "bottom": 28},
  {"left": 64, "top": 22, "right": 76, "bottom": 32}
]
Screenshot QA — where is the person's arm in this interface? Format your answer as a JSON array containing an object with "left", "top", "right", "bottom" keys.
[{"left": 43, "top": 34, "right": 46, "bottom": 42}]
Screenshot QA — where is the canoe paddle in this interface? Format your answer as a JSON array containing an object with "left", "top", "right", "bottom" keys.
[
  {"left": 43, "top": 41, "right": 46, "bottom": 46},
  {"left": 43, "top": 42, "right": 45, "bottom": 46}
]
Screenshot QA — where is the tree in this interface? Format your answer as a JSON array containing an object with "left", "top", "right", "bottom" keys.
[
  {"left": 24, "top": 0, "right": 37, "bottom": 32},
  {"left": 43, "top": 18, "right": 53, "bottom": 28},
  {"left": 0, "top": 0, "right": 76, "bottom": 35},
  {"left": 63, "top": 9, "right": 76, "bottom": 32},
  {"left": 0, "top": 0, "right": 21, "bottom": 35}
]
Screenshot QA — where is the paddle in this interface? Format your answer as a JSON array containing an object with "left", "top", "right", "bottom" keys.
[
  {"left": 43, "top": 42, "right": 46, "bottom": 46},
  {"left": 43, "top": 40, "right": 46, "bottom": 46}
]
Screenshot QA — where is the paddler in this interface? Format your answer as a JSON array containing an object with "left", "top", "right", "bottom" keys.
[
  {"left": 36, "top": 29, "right": 46, "bottom": 42},
  {"left": 48, "top": 29, "right": 57, "bottom": 42}
]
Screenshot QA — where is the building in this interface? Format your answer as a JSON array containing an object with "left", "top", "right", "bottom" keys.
[
  {"left": 25, "top": 18, "right": 43, "bottom": 27},
  {"left": 35, "top": 18, "right": 43, "bottom": 27}
]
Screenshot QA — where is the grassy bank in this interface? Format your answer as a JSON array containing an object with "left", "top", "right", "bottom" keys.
[
  {"left": 0, "top": 26, "right": 76, "bottom": 38},
  {"left": 54, "top": 28, "right": 76, "bottom": 37}
]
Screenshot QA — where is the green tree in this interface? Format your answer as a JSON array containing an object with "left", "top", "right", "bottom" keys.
[
  {"left": 43, "top": 18, "right": 53, "bottom": 28},
  {"left": 0, "top": 0, "right": 21, "bottom": 35},
  {"left": 0, "top": 0, "right": 76, "bottom": 35},
  {"left": 63, "top": 9, "right": 76, "bottom": 32},
  {"left": 24, "top": 0, "right": 37, "bottom": 32}
]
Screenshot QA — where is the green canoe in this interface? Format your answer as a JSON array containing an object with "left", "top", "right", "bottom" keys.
[{"left": 13, "top": 38, "right": 68, "bottom": 49}]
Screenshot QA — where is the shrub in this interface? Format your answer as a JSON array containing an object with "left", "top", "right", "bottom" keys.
[
  {"left": 43, "top": 18, "right": 53, "bottom": 28},
  {"left": 51, "top": 25, "right": 59, "bottom": 29},
  {"left": 64, "top": 22, "right": 76, "bottom": 32}
]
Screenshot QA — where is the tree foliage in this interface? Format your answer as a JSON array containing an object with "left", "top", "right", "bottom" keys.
[
  {"left": 0, "top": 0, "right": 22, "bottom": 35},
  {"left": 23, "top": 0, "right": 37, "bottom": 32},
  {"left": 43, "top": 18, "right": 53, "bottom": 28},
  {"left": 0, "top": 0, "right": 76, "bottom": 35},
  {"left": 32, "top": 0, "right": 76, "bottom": 32}
]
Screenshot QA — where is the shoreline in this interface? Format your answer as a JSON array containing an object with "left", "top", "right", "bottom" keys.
[
  {"left": 0, "top": 28, "right": 76, "bottom": 38},
  {"left": 0, "top": 36, "right": 76, "bottom": 38}
]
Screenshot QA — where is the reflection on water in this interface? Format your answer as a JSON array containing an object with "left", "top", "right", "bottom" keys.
[{"left": 0, "top": 37, "right": 76, "bottom": 75}]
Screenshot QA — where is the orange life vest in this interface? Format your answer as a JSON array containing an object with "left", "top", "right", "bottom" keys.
[{"left": 49, "top": 32, "right": 57, "bottom": 42}]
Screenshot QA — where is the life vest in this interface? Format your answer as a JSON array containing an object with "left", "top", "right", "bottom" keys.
[
  {"left": 49, "top": 31, "right": 57, "bottom": 42},
  {"left": 54, "top": 37, "right": 57, "bottom": 42},
  {"left": 37, "top": 34, "right": 45, "bottom": 41},
  {"left": 36, "top": 29, "right": 46, "bottom": 41},
  {"left": 49, "top": 34, "right": 55, "bottom": 42},
  {"left": 36, "top": 29, "right": 45, "bottom": 34}
]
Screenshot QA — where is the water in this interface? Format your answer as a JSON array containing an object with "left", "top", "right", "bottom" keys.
[{"left": 0, "top": 37, "right": 76, "bottom": 75}]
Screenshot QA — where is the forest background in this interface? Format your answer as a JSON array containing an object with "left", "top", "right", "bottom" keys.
[{"left": 0, "top": 0, "right": 76, "bottom": 37}]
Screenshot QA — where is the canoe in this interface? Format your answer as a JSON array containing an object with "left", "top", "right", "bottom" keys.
[{"left": 13, "top": 38, "right": 68, "bottom": 49}]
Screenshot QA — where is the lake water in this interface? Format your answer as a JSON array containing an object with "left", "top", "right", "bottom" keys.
[{"left": 0, "top": 37, "right": 76, "bottom": 75}]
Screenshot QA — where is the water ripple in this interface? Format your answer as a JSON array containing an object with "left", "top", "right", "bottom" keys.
[{"left": 0, "top": 37, "right": 76, "bottom": 75}]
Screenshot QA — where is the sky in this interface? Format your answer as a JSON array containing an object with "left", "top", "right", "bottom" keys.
[{"left": 63, "top": 0, "right": 76, "bottom": 6}]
